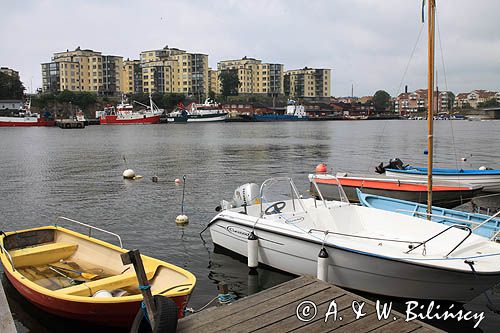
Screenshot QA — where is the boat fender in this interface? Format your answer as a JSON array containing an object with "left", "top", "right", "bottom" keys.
[
  {"left": 93, "top": 290, "right": 113, "bottom": 298},
  {"left": 130, "top": 296, "right": 178, "bottom": 333},
  {"left": 317, "top": 247, "right": 329, "bottom": 282},
  {"left": 247, "top": 232, "right": 259, "bottom": 269}
]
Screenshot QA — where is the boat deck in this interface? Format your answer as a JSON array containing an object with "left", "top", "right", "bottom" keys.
[{"left": 177, "top": 275, "right": 442, "bottom": 332}]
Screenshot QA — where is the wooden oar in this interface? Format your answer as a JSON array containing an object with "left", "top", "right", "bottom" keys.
[
  {"left": 49, "top": 265, "right": 99, "bottom": 280},
  {"left": 48, "top": 266, "right": 85, "bottom": 285}
]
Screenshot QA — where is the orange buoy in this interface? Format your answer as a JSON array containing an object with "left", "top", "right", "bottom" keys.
[{"left": 315, "top": 163, "right": 327, "bottom": 174}]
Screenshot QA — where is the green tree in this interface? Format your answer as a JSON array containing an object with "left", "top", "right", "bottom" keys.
[
  {"left": 219, "top": 69, "right": 240, "bottom": 99},
  {"left": 0, "top": 72, "right": 25, "bottom": 99},
  {"left": 372, "top": 90, "right": 391, "bottom": 111},
  {"left": 478, "top": 98, "right": 500, "bottom": 108},
  {"left": 208, "top": 90, "right": 216, "bottom": 101}
]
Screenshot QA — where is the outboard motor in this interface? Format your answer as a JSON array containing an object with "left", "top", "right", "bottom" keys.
[
  {"left": 375, "top": 158, "right": 407, "bottom": 174},
  {"left": 217, "top": 183, "right": 260, "bottom": 211}
]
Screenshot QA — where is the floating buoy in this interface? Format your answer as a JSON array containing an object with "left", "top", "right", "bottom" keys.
[
  {"left": 315, "top": 163, "right": 327, "bottom": 174},
  {"left": 175, "top": 178, "right": 182, "bottom": 185},
  {"left": 247, "top": 231, "right": 259, "bottom": 269},
  {"left": 423, "top": 149, "right": 428, "bottom": 155},
  {"left": 123, "top": 169, "right": 135, "bottom": 179},
  {"left": 175, "top": 214, "right": 189, "bottom": 225},
  {"left": 317, "top": 247, "right": 329, "bottom": 282},
  {"left": 152, "top": 175, "right": 159, "bottom": 183},
  {"left": 461, "top": 157, "right": 467, "bottom": 162}
]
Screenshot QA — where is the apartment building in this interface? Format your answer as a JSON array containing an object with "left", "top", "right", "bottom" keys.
[
  {"left": 208, "top": 68, "right": 220, "bottom": 94},
  {"left": 217, "top": 57, "right": 284, "bottom": 95},
  {"left": 0, "top": 67, "right": 19, "bottom": 79},
  {"left": 139, "top": 46, "right": 208, "bottom": 99},
  {"left": 395, "top": 89, "right": 453, "bottom": 114},
  {"left": 284, "top": 67, "right": 331, "bottom": 98},
  {"left": 453, "top": 90, "right": 499, "bottom": 109},
  {"left": 41, "top": 47, "right": 123, "bottom": 95},
  {"left": 121, "top": 59, "right": 142, "bottom": 94}
]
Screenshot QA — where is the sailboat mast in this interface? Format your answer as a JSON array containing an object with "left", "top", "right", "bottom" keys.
[{"left": 427, "top": 0, "right": 436, "bottom": 218}]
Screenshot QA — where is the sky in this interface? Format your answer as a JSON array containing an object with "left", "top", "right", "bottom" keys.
[{"left": 1, "top": 0, "right": 499, "bottom": 97}]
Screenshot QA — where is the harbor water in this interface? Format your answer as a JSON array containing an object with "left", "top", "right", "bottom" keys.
[{"left": 1, "top": 120, "right": 499, "bottom": 332}]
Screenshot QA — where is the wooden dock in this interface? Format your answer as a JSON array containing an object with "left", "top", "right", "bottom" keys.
[
  {"left": 55, "top": 119, "right": 85, "bottom": 129},
  {"left": 0, "top": 279, "right": 16, "bottom": 333},
  {"left": 178, "top": 275, "right": 442, "bottom": 333}
]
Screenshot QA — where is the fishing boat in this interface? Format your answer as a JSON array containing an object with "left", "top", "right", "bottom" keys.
[
  {"left": 167, "top": 99, "right": 227, "bottom": 123},
  {"left": 383, "top": 164, "right": 500, "bottom": 193},
  {"left": 253, "top": 100, "right": 308, "bottom": 121},
  {"left": 0, "top": 99, "right": 55, "bottom": 127},
  {"left": 99, "top": 94, "right": 162, "bottom": 125},
  {"left": 0, "top": 217, "right": 196, "bottom": 327},
  {"left": 309, "top": 171, "right": 483, "bottom": 208},
  {"left": 208, "top": 177, "right": 500, "bottom": 302},
  {"left": 356, "top": 189, "right": 500, "bottom": 240}
]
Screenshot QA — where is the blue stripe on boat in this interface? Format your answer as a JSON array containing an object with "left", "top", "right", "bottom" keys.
[{"left": 386, "top": 167, "right": 500, "bottom": 175}]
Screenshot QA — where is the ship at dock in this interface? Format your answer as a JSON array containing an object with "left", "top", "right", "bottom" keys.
[
  {"left": 0, "top": 99, "right": 55, "bottom": 127},
  {"left": 97, "top": 95, "right": 163, "bottom": 125},
  {"left": 167, "top": 99, "right": 228, "bottom": 123},
  {"left": 253, "top": 100, "right": 308, "bottom": 121}
]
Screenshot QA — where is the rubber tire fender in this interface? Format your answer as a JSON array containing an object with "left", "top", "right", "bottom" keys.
[{"left": 130, "top": 295, "right": 179, "bottom": 333}]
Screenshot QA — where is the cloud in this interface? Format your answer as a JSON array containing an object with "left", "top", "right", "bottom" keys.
[{"left": 1, "top": 0, "right": 499, "bottom": 96}]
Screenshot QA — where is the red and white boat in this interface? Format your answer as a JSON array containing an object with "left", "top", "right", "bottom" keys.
[
  {"left": 0, "top": 100, "right": 55, "bottom": 127},
  {"left": 98, "top": 95, "right": 163, "bottom": 125}
]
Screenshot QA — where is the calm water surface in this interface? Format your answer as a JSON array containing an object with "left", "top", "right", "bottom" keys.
[{"left": 1, "top": 120, "right": 499, "bottom": 332}]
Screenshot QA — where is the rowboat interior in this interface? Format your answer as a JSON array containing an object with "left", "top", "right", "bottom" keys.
[{"left": 1, "top": 225, "right": 195, "bottom": 300}]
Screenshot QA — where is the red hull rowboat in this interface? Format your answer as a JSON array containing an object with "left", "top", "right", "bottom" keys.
[{"left": 0, "top": 218, "right": 196, "bottom": 328}]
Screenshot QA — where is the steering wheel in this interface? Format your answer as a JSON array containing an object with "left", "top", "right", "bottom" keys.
[{"left": 264, "top": 201, "right": 286, "bottom": 215}]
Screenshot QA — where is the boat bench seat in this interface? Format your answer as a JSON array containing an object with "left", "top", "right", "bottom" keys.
[
  {"left": 55, "top": 269, "right": 156, "bottom": 297},
  {"left": 10, "top": 242, "right": 78, "bottom": 268}
]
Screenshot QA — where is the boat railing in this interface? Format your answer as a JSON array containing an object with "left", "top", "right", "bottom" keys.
[
  {"left": 395, "top": 209, "right": 482, "bottom": 226},
  {"left": 0, "top": 242, "right": 15, "bottom": 271},
  {"left": 308, "top": 228, "right": 419, "bottom": 245},
  {"left": 405, "top": 225, "right": 472, "bottom": 258},
  {"left": 310, "top": 177, "right": 328, "bottom": 208},
  {"left": 55, "top": 216, "right": 123, "bottom": 248},
  {"left": 310, "top": 174, "right": 350, "bottom": 204}
]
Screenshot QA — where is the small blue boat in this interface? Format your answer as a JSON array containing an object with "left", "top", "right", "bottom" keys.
[{"left": 356, "top": 188, "right": 500, "bottom": 239}]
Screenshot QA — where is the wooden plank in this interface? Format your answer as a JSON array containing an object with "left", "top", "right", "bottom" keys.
[
  {"left": 0, "top": 280, "right": 16, "bottom": 333},
  {"left": 232, "top": 285, "right": 345, "bottom": 332},
  {"left": 370, "top": 320, "right": 421, "bottom": 333},
  {"left": 178, "top": 276, "right": 317, "bottom": 331},
  {"left": 253, "top": 293, "right": 353, "bottom": 333},
  {"left": 334, "top": 312, "right": 396, "bottom": 332},
  {"left": 179, "top": 277, "right": 329, "bottom": 332}
]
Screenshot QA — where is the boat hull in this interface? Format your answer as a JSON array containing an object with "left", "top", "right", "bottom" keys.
[
  {"left": 386, "top": 169, "right": 500, "bottom": 192},
  {"left": 99, "top": 115, "right": 160, "bottom": 125},
  {"left": 167, "top": 113, "right": 227, "bottom": 122},
  {"left": 310, "top": 176, "right": 480, "bottom": 208},
  {"left": 0, "top": 117, "right": 55, "bottom": 127},
  {"left": 4, "top": 268, "right": 188, "bottom": 327},
  {"left": 254, "top": 114, "right": 308, "bottom": 121},
  {"left": 210, "top": 218, "right": 499, "bottom": 302}
]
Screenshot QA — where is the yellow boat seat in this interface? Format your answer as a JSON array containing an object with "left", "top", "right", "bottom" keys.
[
  {"left": 55, "top": 269, "right": 156, "bottom": 297},
  {"left": 10, "top": 242, "right": 78, "bottom": 268}
]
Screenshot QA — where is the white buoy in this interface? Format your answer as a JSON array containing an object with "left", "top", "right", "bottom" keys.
[
  {"left": 479, "top": 166, "right": 487, "bottom": 170},
  {"left": 317, "top": 247, "right": 329, "bottom": 282},
  {"left": 247, "top": 231, "right": 259, "bottom": 269},
  {"left": 461, "top": 157, "right": 467, "bottom": 162},
  {"left": 123, "top": 169, "right": 135, "bottom": 179},
  {"left": 175, "top": 214, "right": 189, "bottom": 225},
  {"left": 175, "top": 178, "right": 182, "bottom": 185}
]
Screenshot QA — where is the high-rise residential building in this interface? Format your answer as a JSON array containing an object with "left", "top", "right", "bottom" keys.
[
  {"left": 208, "top": 68, "right": 220, "bottom": 94},
  {"left": 139, "top": 46, "right": 209, "bottom": 99},
  {"left": 41, "top": 47, "right": 123, "bottom": 95},
  {"left": 121, "top": 59, "right": 142, "bottom": 94},
  {"left": 284, "top": 67, "right": 331, "bottom": 98},
  {"left": 0, "top": 67, "right": 20, "bottom": 79},
  {"left": 217, "top": 57, "right": 284, "bottom": 95}
]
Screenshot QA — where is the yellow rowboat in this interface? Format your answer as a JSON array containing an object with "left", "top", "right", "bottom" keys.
[{"left": 0, "top": 217, "right": 196, "bottom": 328}]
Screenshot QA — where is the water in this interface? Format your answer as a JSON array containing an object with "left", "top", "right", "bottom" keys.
[{"left": 1, "top": 120, "right": 499, "bottom": 332}]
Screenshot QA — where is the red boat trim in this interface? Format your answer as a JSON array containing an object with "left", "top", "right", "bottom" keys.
[
  {"left": 100, "top": 115, "right": 160, "bottom": 125},
  {"left": 316, "top": 178, "right": 472, "bottom": 192}
]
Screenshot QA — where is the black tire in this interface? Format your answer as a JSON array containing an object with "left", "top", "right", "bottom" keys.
[{"left": 130, "top": 296, "right": 179, "bottom": 333}]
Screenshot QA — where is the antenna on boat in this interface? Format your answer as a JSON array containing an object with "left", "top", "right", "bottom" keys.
[{"left": 426, "top": 0, "right": 436, "bottom": 219}]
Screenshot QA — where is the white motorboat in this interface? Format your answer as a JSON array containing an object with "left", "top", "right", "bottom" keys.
[{"left": 208, "top": 177, "right": 500, "bottom": 302}]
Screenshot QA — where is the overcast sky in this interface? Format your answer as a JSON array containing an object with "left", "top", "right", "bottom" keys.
[{"left": 1, "top": 0, "right": 499, "bottom": 96}]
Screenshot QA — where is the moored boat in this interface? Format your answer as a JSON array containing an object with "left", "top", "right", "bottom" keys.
[
  {"left": 0, "top": 217, "right": 196, "bottom": 327},
  {"left": 309, "top": 171, "right": 482, "bottom": 208},
  {"left": 99, "top": 95, "right": 162, "bottom": 125},
  {"left": 208, "top": 178, "right": 500, "bottom": 302},
  {"left": 254, "top": 100, "right": 308, "bottom": 121},
  {"left": 167, "top": 99, "right": 227, "bottom": 123},
  {"left": 0, "top": 99, "right": 55, "bottom": 127},
  {"left": 356, "top": 189, "right": 500, "bottom": 240}
]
